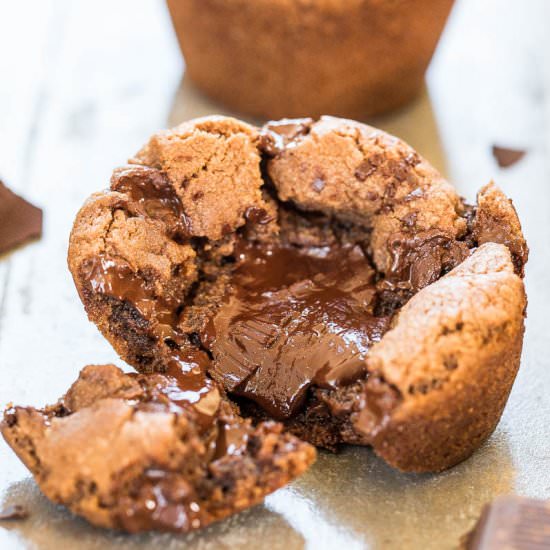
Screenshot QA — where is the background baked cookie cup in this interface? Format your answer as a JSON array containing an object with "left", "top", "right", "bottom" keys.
[{"left": 166, "top": 0, "right": 455, "bottom": 119}]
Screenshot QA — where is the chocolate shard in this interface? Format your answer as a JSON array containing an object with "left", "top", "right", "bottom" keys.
[
  {"left": 0, "top": 180, "right": 43, "bottom": 255},
  {"left": 492, "top": 146, "right": 526, "bottom": 168},
  {"left": 464, "top": 496, "right": 550, "bottom": 549},
  {"left": 0, "top": 504, "right": 29, "bottom": 521}
]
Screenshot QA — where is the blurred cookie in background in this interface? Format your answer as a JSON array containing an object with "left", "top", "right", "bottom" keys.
[{"left": 166, "top": 0, "right": 455, "bottom": 120}]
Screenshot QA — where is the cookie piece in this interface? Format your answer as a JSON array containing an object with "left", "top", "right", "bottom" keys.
[
  {"left": 68, "top": 115, "right": 527, "bottom": 472},
  {"left": 354, "top": 243, "right": 526, "bottom": 472},
  {"left": 1, "top": 364, "right": 315, "bottom": 533},
  {"left": 262, "top": 116, "right": 469, "bottom": 278},
  {"left": 131, "top": 116, "right": 267, "bottom": 241},
  {"left": 473, "top": 182, "right": 528, "bottom": 276}
]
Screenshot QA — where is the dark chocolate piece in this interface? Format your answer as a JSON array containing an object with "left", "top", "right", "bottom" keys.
[
  {"left": 0, "top": 504, "right": 29, "bottom": 520},
  {"left": 111, "top": 165, "right": 192, "bottom": 239},
  {"left": 0, "top": 180, "right": 42, "bottom": 255},
  {"left": 203, "top": 240, "right": 393, "bottom": 420},
  {"left": 492, "top": 146, "right": 526, "bottom": 168},
  {"left": 381, "top": 230, "right": 470, "bottom": 295},
  {"left": 259, "top": 118, "right": 313, "bottom": 156},
  {"left": 464, "top": 496, "right": 550, "bottom": 549}
]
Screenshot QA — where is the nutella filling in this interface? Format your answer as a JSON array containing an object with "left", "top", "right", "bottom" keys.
[{"left": 202, "top": 241, "right": 393, "bottom": 420}]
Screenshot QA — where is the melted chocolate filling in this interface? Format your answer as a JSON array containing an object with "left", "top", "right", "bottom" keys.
[
  {"left": 84, "top": 161, "right": 474, "bottom": 425},
  {"left": 202, "top": 241, "right": 393, "bottom": 420},
  {"left": 84, "top": 251, "right": 220, "bottom": 428}
]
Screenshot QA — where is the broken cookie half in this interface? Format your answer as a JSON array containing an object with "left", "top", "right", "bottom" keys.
[
  {"left": 64, "top": 115, "right": 527, "bottom": 476},
  {"left": 1, "top": 363, "right": 315, "bottom": 533}
]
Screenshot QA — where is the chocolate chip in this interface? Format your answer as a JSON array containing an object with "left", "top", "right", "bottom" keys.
[
  {"left": 259, "top": 118, "right": 313, "bottom": 156},
  {"left": 492, "top": 145, "right": 526, "bottom": 168},
  {"left": 244, "top": 206, "right": 272, "bottom": 225},
  {"left": 366, "top": 191, "right": 379, "bottom": 201},
  {"left": 0, "top": 504, "right": 29, "bottom": 521},
  {"left": 443, "top": 356, "right": 458, "bottom": 370},
  {"left": 354, "top": 160, "right": 375, "bottom": 181},
  {"left": 0, "top": 180, "right": 42, "bottom": 255}
]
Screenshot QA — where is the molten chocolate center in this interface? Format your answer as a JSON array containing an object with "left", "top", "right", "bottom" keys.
[
  {"left": 86, "top": 166, "right": 396, "bottom": 423},
  {"left": 202, "top": 241, "right": 393, "bottom": 420}
]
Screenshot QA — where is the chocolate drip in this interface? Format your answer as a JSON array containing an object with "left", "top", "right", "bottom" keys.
[
  {"left": 203, "top": 241, "right": 393, "bottom": 420},
  {"left": 111, "top": 165, "right": 192, "bottom": 239},
  {"left": 82, "top": 256, "right": 179, "bottom": 340},
  {"left": 163, "top": 350, "right": 221, "bottom": 430},
  {"left": 81, "top": 255, "right": 222, "bottom": 426}
]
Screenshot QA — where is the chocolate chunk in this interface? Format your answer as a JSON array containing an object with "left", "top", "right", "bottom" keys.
[
  {"left": 354, "top": 160, "right": 376, "bottom": 181},
  {"left": 111, "top": 166, "right": 192, "bottom": 239},
  {"left": 0, "top": 504, "right": 29, "bottom": 521},
  {"left": 0, "top": 180, "right": 42, "bottom": 255},
  {"left": 204, "top": 241, "right": 393, "bottom": 419},
  {"left": 244, "top": 206, "right": 273, "bottom": 225},
  {"left": 382, "top": 230, "right": 470, "bottom": 295},
  {"left": 259, "top": 118, "right": 313, "bottom": 156},
  {"left": 464, "top": 496, "right": 550, "bottom": 549},
  {"left": 492, "top": 146, "right": 526, "bottom": 168}
]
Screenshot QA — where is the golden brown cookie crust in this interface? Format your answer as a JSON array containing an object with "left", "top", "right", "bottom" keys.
[{"left": 355, "top": 243, "right": 526, "bottom": 472}]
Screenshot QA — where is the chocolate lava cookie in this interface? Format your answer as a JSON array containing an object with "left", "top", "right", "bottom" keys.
[
  {"left": 1, "top": 364, "right": 315, "bottom": 533},
  {"left": 67, "top": 116, "right": 527, "bottom": 473}
]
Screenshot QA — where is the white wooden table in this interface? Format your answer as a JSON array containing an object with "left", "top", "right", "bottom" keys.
[{"left": 1, "top": 1, "right": 549, "bottom": 548}]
